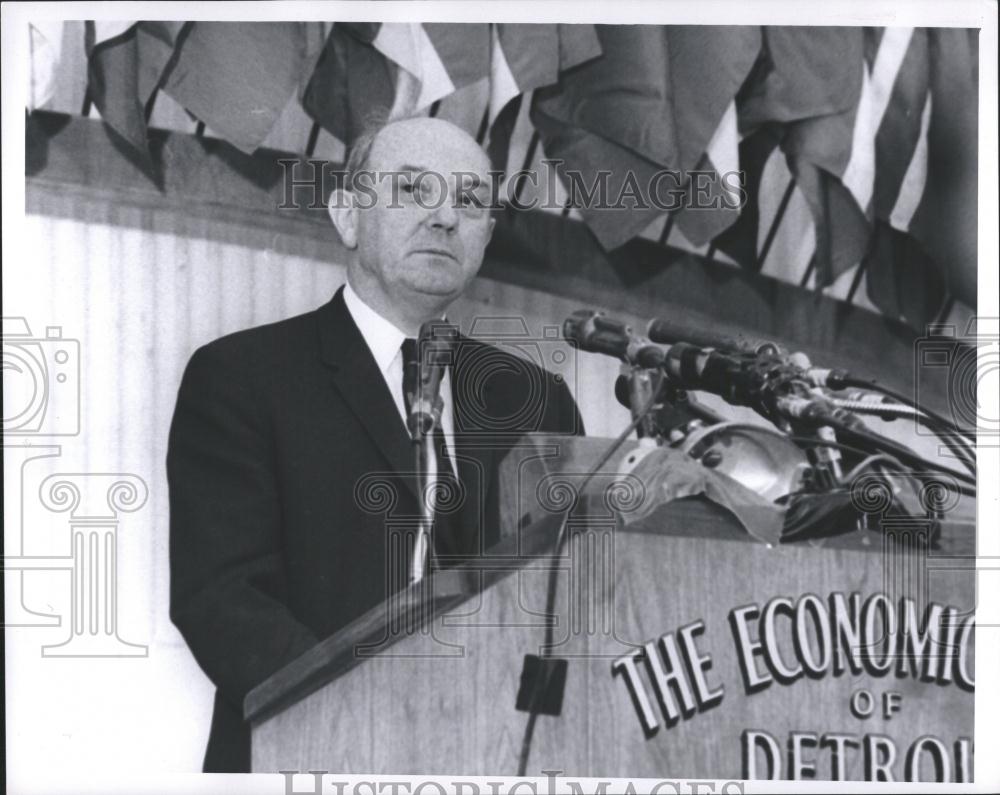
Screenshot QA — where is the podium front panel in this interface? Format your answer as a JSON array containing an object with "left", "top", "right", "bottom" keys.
[{"left": 250, "top": 499, "right": 974, "bottom": 782}]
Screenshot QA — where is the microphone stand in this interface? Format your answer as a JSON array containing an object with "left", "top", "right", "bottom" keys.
[
  {"left": 406, "top": 320, "right": 454, "bottom": 585},
  {"left": 625, "top": 367, "right": 662, "bottom": 444},
  {"left": 408, "top": 394, "right": 443, "bottom": 585}
]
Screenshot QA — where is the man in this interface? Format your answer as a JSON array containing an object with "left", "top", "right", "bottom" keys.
[{"left": 167, "top": 116, "right": 582, "bottom": 772}]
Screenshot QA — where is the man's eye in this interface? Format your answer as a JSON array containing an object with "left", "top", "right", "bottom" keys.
[{"left": 403, "top": 180, "right": 433, "bottom": 201}]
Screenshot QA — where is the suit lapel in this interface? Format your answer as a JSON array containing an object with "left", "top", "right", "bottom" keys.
[
  {"left": 317, "top": 288, "right": 419, "bottom": 501},
  {"left": 317, "top": 294, "right": 506, "bottom": 549}
]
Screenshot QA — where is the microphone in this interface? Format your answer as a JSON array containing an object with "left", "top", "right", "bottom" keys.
[
  {"left": 615, "top": 375, "right": 726, "bottom": 430},
  {"left": 564, "top": 309, "right": 801, "bottom": 419},
  {"left": 613, "top": 373, "right": 636, "bottom": 409},
  {"left": 646, "top": 315, "right": 780, "bottom": 355},
  {"left": 407, "top": 321, "right": 457, "bottom": 440},
  {"left": 564, "top": 310, "right": 767, "bottom": 399},
  {"left": 774, "top": 394, "right": 867, "bottom": 431},
  {"left": 563, "top": 310, "right": 666, "bottom": 368}
]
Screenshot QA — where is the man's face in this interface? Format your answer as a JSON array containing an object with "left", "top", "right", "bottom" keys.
[{"left": 348, "top": 118, "right": 496, "bottom": 309}]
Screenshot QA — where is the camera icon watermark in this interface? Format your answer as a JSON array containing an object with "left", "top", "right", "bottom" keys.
[
  {"left": 914, "top": 316, "right": 998, "bottom": 444},
  {"left": 2, "top": 316, "right": 80, "bottom": 436},
  {"left": 454, "top": 316, "right": 581, "bottom": 438}
]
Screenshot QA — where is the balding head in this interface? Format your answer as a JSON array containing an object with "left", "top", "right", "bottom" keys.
[{"left": 346, "top": 115, "right": 491, "bottom": 191}]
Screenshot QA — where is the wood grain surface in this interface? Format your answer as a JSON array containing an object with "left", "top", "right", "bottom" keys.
[{"left": 251, "top": 441, "right": 975, "bottom": 781}]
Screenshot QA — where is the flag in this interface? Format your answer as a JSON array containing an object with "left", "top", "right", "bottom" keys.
[
  {"left": 161, "top": 22, "right": 308, "bottom": 154},
  {"left": 85, "top": 21, "right": 183, "bottom": 158},
  {"left": 488, "top": 24, "right": 600, "bottom": 123},
  {"left": 770, "top": 27, "right": 871, "bottom": 287},
  {"left": 724, "top": 26, "right": 977, "bottom": 322},
  {"left": 530, "top": 25, "right": 761, "bottom": 250},
  {"left": 869, "top": 28, "right": 928, "bottom": 223},
  {"left": 863, "top": 220, "right": 947, "bottom": 327},
  {"left": 486, "top": 24, "right": 601, "bottom": 170},
  {"left": 739, "top": 27, "right": 868, "bottom": 130},
  {"left": 672, "top": 98, "right": 743, "bottom": 245},
  {"left": 863, "top": 28, "right": 978, "bottom": 326},
  {"left": 28, "top": 21, "right": 65, "bottom": 112},
  {"left": 304, "top": 22, "right": 493, "bottom": 148},
  {"left": 647, "top": 27, "right": 759, "bottom": 246},
  {"left": 302, "top": 23, "right": 396, "bottom": 148},
  {"left": 648, "top": 26, "right": 761, "bottom": 246},
  {"left": 717, "top": 27, "right": 871, "bottom": 276},
  {"left": 379, "top": 23, "right": 490, "bottom": 115},
  {"left": 914, "top": 28, "right": 977, "bottom": 310},
  {"left": 712, "top": 125, "right": 783, "bottom": 269}
]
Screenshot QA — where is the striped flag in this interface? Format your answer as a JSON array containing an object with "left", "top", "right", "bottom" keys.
[
  {"left": 863, "top": 28, "right": 978, "bottom": 325},
  {"left": 775, "top": 27, "right": 871, "bottom": 288},
  {"left": 27, "top": 21, "right": 65, "bottom": 112},
  {"left": 161, "top": 22, "right": 309, "bottom": 154},
  {"left": 869, "top": 28, "right": 929, "bottom": 225},
  {"left": 717, "top": 27, "right": 871, "bottom": 276},
  {"left": 85, "top": 21, "right": 183, "bottom": 158},
  {"left": 732, "top": 25, "right": 976, "bottom": 308},
  {"left": 721, "top": 25, "right": 977, "bottom": 323},
  {"left": 530, "top": 25, "right": 761, "bottom": 250}
]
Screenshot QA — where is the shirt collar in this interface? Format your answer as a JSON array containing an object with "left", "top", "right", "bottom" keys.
[{"left": 342, "top": 281, "right": 408, "bottom": 377}]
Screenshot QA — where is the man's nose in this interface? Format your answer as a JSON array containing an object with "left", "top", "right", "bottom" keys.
[{"left": 427, "top": 195, "right": 459, "bottom": 232}]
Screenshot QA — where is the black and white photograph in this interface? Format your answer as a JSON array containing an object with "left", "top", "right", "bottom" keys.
[{"left": 3, "top": 2, "right": 998, "bottom": 793}]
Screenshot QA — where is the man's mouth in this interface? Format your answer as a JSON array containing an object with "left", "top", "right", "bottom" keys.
[{"left": 413, "top": 248, "right": 457, "bottom": 261}]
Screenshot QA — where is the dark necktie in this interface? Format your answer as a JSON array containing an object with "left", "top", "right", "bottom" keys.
[{"left": 400, "top": 338, "right": 463, "bottom": 565}]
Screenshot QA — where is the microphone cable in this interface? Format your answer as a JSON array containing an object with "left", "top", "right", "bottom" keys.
[
  {"left": 516, "top": 370, "right": 666, "bottom": 777},
  {"left": 784, "top": 436, "right": 976, "bottom": 497},
  {"left": 835, "top": 375, "right": 977, "bottom": 443},
  {"left": 817, "top": 417, "right": 976, "bottom": 489},
  {"left": 822, "top": 396, "right": 976, "bottom": 476}
]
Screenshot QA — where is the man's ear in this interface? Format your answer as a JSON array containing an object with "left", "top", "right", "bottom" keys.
[{"left": 328, "top": 189, "right": 358, "bottom": 249}]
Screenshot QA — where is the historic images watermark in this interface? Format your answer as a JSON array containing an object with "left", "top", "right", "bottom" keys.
[
  {"left": 2, "top": 315, "right": 148, "bottom": 656},
  {"left": 278, "top": 771, "right": 746, "bottom": 795},
  {"left": 277, "top": 159, "right": 747, "bottom": 215}
]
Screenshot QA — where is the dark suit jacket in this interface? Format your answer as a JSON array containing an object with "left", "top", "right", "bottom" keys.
[{"left": 167, "top": 287, "right": 582, "bottom": 772}]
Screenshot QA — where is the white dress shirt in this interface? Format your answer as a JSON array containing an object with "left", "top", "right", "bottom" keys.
[{"left": 342, "top": 281, "right": 457, "bottom": 477}]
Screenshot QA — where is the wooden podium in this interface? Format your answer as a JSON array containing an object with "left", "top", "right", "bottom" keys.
[{"left": 246, "top": 437, "right": 976, "bottom": 783}]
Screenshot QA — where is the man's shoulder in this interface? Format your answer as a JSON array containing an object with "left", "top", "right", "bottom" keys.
[{"left": 189, "top": 300, "right": 332, "bottom": 369}]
